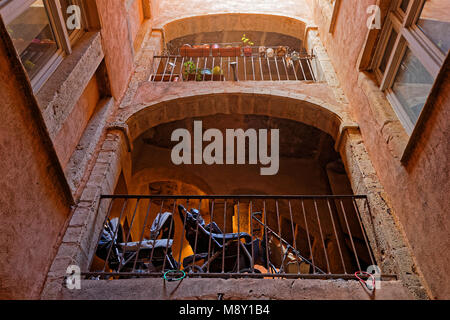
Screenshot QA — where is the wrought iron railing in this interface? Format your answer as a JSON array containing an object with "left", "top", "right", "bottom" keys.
[
  {"left": 149, "top": 55, "right": 317, "bottom": 82},
  {"left": 84, "top": 195, "right": 395, "bottom": 281}
]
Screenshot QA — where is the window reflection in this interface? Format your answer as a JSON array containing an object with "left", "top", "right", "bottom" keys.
[
  {"left": 392, "top": 48, "right": 434, "bottom": 126},
  {"left": 417, "top": 0, "right": 450, "bottom": 54},
  {"left": 6, "top": 0, "right": 58, "bottom": 79}
]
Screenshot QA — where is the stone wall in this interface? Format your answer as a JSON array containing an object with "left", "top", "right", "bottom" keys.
[
  {"left": 0, "top": 19, "right": 73, "bottom": 300},
  {"left": 307, "top": 0, "right": 449, "bottom": 299}
]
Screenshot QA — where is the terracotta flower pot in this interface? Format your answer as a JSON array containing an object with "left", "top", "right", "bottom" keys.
[{"left": 243, "top": 46, "right": 253, "bottom": 57}]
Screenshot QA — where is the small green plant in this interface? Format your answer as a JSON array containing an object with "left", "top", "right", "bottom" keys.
[
  {"left": 241, "top": 34, "right": 254, "bottom": 46},
  {"left": 183, "top": 61, "right": 197, "bottom": 78}
]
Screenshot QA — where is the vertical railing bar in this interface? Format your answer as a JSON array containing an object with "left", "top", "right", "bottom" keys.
[
  {"left": 282, "top": 57, "right": 290, "bottom": 80},
  {"left": 102, "top": 199, "right": 128, "bottom": 272},
  {"left": 244, "top": 56, "right": 247, "bottom": 81},
  {"left": 301, "top": 200, "right": 316, "bottom": 274},
  {"left": 179, "top": 57, "right": 185, "bottom": 81},
  {"left": 340, "top": 200, "right": 362, "bottom": 271},
  {"left": 313, "top": 199, "right": 331, "bottom": 274},
  {"left": 251, "top": 56, "right": 255, "bottom": 80},
  {"left": 195, "top": 57, "right": 200, "bottom": 82},
  {"left": 132, "top": 199, "right": 152, "bottom": 272},
  {"left": 161, "top": 200, "right": 177, "bottom": 271},
  {"left": 160, "top": 57, "right": 170, "bottom": 82},
  {"left": 236, "top": 56, "right": 239, "bottom": 81},
  {"left": 275, "top": 201, "right": 283, "bottom": 273},
  {"left": 191, "top": 199, "right": 203, "bottom": 270},
  {"left": 211, "top": 57, "right": 215, "bottom": 82},
  {"left": 169, "top": 56, "right": 177, "bottom": 82},
  {"left": 237, "top": 200, "right": 241, "bottom": 273},
  {"left": 250, "top": 201, "right": 255, "bottom": 273},
  {"left": 267, "top": 57, "right": 272, "bottom": 81},
  {"left": 259, "top": 57, "right": 264, "bottom": 80},
  {"left": 222, "top": 199, "right": 227, "bottom": 273},
  {"left": 291, "top": 58, "right": 298, "bottom": 81},
  {"left": 202, "top": 57, "right": 207, "bottom": 81},
  {"left": 263, "top": 201, "right": 270, "bottom": 274},
  {"left": 326, "top": 199, "right": 347, "bottom": 274},
  {"left": 274, "top": 56, "right": 281, "bottom": 81},
  {"left": 306, "top": 57, "right": 316, "bottom": 81},
  {"left": 221, "top": 57, "right": 225, "bottom": 81},
  {"left": 298, "top": 59, "right": 307, "bottom": 80},
  {"left": 227, "top": 57, "right": 230, "bottom": 81},
  {"left": 288, "top": 201, "right": 301, "bottom": 274},
  {"left": 117, "top": 198, "right": 140, "bottom": 272},
  {"left": 352, "top": 198, "right": 376, "bottom": 266},
  {"left": 207, "top": 199, "right": 215, "bottom": 273},
  {"left": 149, "top": 200, "right": 165, "bottom": 268},
  {"left": 177, "top": 199, "right": 189, "bottom": 271}
]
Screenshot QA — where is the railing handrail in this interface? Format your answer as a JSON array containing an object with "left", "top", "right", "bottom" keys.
[
  {"left": 100, "top": 194, "right": 368, "bottom": 200},
  {"left": 89, "top": 194, "right": 380, "bottom": 280}
]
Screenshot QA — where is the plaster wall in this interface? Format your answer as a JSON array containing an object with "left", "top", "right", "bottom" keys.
[
  {"left": 308, "top": 0, "right": 450, "bottom": 299},
  {"left": 95, "top": 0, "right": 135, "bottom": 100},
  {"left": 0, "top": 24, "right": 72, "bottom": 299}
]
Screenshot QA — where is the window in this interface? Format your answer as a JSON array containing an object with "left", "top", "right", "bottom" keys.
[
  {"left": 1, "top": 0, "right": 86, "bottom": 91},
  {"left": 371, "top": 0, "right": 448, "bottom": 134}
]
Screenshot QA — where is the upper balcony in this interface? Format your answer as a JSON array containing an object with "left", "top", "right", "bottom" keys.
[{"left": 149, "top": 44, "right": 317, "bottom": 83}]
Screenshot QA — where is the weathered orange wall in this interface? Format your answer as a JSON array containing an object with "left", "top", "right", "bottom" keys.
[
  {"left": 95, "top": 0, "right": 134, "bottom": 99},
  {"left": 128, "top": 0, "right": 145, "bottom": 46},
  {"left": 0, "top": 26, "right": 72, "bottom": 299},
  {"left": 309, "top": 0, "right": 450, "bottom": 299}
]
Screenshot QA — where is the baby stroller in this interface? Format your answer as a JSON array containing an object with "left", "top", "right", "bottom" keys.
[
  {"left": 178, "top": 205, "right": 262, "bottom": 274},
  {"left": 96, "top": 212, "right": 178, "bottom": 273}
]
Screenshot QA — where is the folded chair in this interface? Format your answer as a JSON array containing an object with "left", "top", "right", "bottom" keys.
[
  {"left": 96, "top": 212, "right": 178, "bottom": 274},
  {"left": 178, "top": 205, "right": 262, "bottom": 274}
]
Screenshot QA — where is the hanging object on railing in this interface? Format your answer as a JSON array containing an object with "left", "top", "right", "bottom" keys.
[
  {"left": 276, "top": 46, "right": 287, "bottom": 57},
  {"left": 266, "top": 47, "right": 275, "bottom": 58},
  {"left": 258, "top": 46, "right": 266, "bottom": 57}
]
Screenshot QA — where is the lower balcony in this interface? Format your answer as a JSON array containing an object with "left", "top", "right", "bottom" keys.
[
  {"left": 59, "top": 195, "right": 414, "bottom": 300},
  {"left": 85, "top": 195, "right": 392, "bottom": 281}
]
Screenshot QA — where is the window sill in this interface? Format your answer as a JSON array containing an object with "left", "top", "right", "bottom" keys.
[
  {"left": 357, "top": 71, "right": 410, "bottom": 161},
  {"left": 36, "top": 31, "right": 104, "bottom": 140}
]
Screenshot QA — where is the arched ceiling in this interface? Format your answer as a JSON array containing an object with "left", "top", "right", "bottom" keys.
[{"left": 160, "top": 13, "right": 310, "bottom": 43}]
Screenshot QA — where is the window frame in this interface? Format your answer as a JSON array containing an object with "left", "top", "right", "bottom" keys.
[
  {"left": 0, "top": 0, "right": 86, "bottom": 92},
  {"left": 370, "top": 0, "right": 447, "bottom": 134}
]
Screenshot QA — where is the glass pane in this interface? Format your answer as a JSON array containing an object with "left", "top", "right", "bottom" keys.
[
  {"left": 391, "top": 48, "right": 434, "bottom": 126},
  {"left": 60, "top": 0, "right": 80, "bottom": 36},
  {"left": 379, "top": 29, "right": 398, "bottom": 73},
  {"left": 6, "top": 0, "right": 58, "bottom": 79},
  {"left": 400, "top": 0, "right": 410, "bottom": 12},
  {"left": 417, "top": 0, "right": 450, "bottom": 54}
]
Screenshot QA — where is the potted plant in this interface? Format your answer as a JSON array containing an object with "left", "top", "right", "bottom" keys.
[
  {"left": 212, "top": 66, "right": 224, "bottom": 81},
  {"left": 180, "top": 44, "right": 210, "bottom": 57},
  {"left": 183, "top": 61, "right": 197, "bottom": 80},
  {"left": 241, "top": 34, "right": 254, "bottom": 57}
]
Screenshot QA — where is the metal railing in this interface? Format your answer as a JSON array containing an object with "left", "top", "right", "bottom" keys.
[
  {"left": 84, "top": 195, "right": 395, "bottom": 281},
  {"left": 149, "top": 55, "right": 317, "bottom": 82}
]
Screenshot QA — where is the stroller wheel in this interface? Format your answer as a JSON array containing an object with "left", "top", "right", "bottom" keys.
[{"left": 184, "top": 265, "right": 204, "bottom": 274}]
